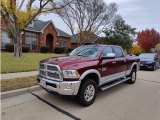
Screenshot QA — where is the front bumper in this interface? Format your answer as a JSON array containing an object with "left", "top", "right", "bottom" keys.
[
  {"left": 140, "top": 64, "right": 153, "bottom": 69},
  {"left": 38, "top": 76, "right": 81, "bottom": 95}
]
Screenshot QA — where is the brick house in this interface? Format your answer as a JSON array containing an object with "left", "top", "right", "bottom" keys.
[
  {"left": 71, "top": 31, "right": 101, "bottom": 48},
  {"left": 1, "top": 14, "right": 14, "bottom": 49},
  {"left": 1, "top": 19, "right": 71, "bottom": 52}
]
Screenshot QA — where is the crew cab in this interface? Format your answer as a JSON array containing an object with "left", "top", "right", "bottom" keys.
[{"left": 38, "top": 45, "right": 140, "bottom": 106}]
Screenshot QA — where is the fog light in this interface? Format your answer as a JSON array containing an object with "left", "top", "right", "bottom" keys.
[{"left": 64, "top": 84, "right": 72, "bottom": 89}]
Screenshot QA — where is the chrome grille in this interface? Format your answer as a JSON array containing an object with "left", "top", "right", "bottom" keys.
[
  {"left": 47, "top": 65, "right": 58, "bottom": 71},
  {"left": 47, "top": 72, "right": 60, "bottom": 79},
  {"left": 40, "top": 70, "right": 46, "bottom": 77},
  {"left": 40, "top": 64, "right": 45, "bottom": 70},
  {"left": 39, "top": 63, "right": 62, "bottom": 81}
]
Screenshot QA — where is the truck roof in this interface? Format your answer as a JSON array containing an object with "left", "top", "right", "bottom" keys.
[{"left": 84, "top": 44, "right": 121, "bottom": 48}]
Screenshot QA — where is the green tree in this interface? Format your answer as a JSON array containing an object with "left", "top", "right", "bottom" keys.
[
  {"left": 102, "top": 16, "right": 136, "bottom": 50},
  {"left": 1, "top": 0, "right": 70, "bottom": 57}
]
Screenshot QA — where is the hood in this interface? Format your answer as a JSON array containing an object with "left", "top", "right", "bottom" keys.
[
  {"left": 41, "top": 56, "right": 99, "bottom": 70},
  {"left": 140, "top": 60, "right": 154, "bottom": 64}
]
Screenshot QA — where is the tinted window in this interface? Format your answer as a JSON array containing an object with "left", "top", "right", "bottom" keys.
[
  {"left": 113, "top": 47, "right": 124, "bottom": 58},
  {"left": 102, "top": 47, "right": 113, "bottom": 57}
]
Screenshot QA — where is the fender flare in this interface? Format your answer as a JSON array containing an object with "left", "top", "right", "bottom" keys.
[
  {"left": 79, "top": 69, "right": 101, "bottom": 84},
  {"left": 126, "top": 62, "right": 139, "bottom": 75}
]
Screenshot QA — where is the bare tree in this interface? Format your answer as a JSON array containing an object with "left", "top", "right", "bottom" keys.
[
  {"left": 55, "top": 0, "right": 117, "bottom": 45},
  {"left": 1, "top": 0, "right": 72, "bottom": 57}
]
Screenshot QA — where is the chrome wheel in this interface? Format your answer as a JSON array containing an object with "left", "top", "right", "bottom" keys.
[{"left": 84, "top": 85, "right": 95, "bottom": 102}]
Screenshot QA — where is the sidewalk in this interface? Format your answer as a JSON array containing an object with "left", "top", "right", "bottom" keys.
[{"left": 0, "top": 71, "right": 38, "bottom": 80}]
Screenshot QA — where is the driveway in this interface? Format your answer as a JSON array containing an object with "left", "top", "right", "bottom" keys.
[{"left": 1, "top": 69, "right": 160, "bottom": 120}]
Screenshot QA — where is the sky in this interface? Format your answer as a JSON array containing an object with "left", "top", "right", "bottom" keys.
[{"left": 38, "top": 0, "right": 160, "bottom": 36}]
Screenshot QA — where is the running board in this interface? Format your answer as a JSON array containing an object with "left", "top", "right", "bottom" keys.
[{"left": 99, "top": 77, "right": 131, "bottom": 91}]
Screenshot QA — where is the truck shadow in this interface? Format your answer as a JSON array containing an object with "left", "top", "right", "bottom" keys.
[{"left": 97, "top": 82, "right": 131, "bottom": 99}]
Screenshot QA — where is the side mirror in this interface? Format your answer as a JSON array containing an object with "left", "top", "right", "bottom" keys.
[{"left": 101, "top": 53, "right": 116, "bottom": 59}]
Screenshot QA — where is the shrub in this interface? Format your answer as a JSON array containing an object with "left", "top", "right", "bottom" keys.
[
  {"left": 128, "top": 45, "right": 142, "bottom": 55},
  {"left": 67, "top": 48, "right": 74, "bottom": 53},
  {"left": 5, "top": 43, "right": 14, "bottom": 52},
  {"left": 54, "top": 47, "right": 65, "bottom": 54},
  {"left": 22, "top": 45, "right": 30, "bottom": 53},
  {"left": 40, "top": 46, "right": 49, "bottom": 53}
]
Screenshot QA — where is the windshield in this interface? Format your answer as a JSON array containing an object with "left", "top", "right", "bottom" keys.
[
  {"left": 139, "top": 54, "right": 154, "bottom": 61},
  {"left": 69, "top": 46, "right": 100, "bottom": 57}
]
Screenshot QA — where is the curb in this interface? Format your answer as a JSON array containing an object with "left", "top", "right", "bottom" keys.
[{"left": 1, "top": 85, "right": 42, "bottom": 99}]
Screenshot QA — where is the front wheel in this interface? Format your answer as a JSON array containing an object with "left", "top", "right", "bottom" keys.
[
  {"left": 127, "top": 69, "right": 137, "bottom": 84},
  {"left": 77, "top": 79, "right": 97, "bottom": 107},
  {"left": 152, "top": 64, "right": 156, "bottom": 71}
]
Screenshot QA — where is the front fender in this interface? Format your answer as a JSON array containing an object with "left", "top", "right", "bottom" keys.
[{"left": 79, "top": 69, "right": 101, "bottom": 82}]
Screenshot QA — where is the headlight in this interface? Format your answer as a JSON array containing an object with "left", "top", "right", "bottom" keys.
[{"left": 62, "top": 70, "right": 80, "bottom": 78}]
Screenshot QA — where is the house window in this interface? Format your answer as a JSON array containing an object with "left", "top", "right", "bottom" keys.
[
  {"left": 1, "top": 31, "right": 11, "bottom": 49},
  {"left": 58, "top": 40, "right": 67, "bottom": 49},
  {"left": 25, "top": 32, "right": 37, "bottom": 51}
]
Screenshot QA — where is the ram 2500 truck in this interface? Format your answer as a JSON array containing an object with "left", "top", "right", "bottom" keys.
[{"left": 38, "top": 44, "right": 140, "bottom": 106}]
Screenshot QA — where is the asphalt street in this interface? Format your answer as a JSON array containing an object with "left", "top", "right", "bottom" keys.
[{"left": 1, "top": 69, "right": 160, "bottom": 120}]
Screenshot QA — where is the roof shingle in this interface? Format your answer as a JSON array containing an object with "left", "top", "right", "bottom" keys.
[{"left": 25, "top": 20, "right": 71, "bottom": 37}]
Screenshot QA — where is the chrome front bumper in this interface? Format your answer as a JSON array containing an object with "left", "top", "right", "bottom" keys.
[{"left": 38, "top": 76, "right": 81, "bottom": 95}]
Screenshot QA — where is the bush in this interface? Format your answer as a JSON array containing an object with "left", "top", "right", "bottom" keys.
[
  {"left": 22, "top": 45, "right": 30, "bottom": 53},
  {"left": 40, "top": 46, "right": 49, "bottom": 53},
  {"left": 5, "top": 43, "right": 14, "bottom": 52},
  {"left": 54, "top": 47, "right": 65, "bottom": 54},
  {"left": 128, "top": 45, "right": 142, "bottom": 56},
  {"left": 67, "top": 48, "right": 74, "bottom": 53}
]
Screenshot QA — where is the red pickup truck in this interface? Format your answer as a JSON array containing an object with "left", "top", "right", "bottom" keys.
[{"left": 38, "top": 44, "right": 140, "bottom": 106}]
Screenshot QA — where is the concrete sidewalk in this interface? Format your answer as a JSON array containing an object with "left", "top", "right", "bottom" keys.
[{"left": 0, "top": 71, "right": 38, "bottom": 80}]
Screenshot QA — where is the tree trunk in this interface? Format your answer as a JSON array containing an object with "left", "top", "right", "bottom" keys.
[
  {"left": 14, "top": 33, "right": 22, "bottom": 57},
  {"left": 14, "top": 43, "right": 22, "bottom": 57}
]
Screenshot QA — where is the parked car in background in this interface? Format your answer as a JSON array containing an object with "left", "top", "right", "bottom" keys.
[{"left": 139, "top": 53, "right": 160, "bottom": 71}]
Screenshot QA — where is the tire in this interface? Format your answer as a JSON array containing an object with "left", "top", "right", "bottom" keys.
[
  {"left": 157, "top": 63, "right": 160, "bottom": 69},
  {"left": 152, "top": 64, "right": 156, "bottom": 71},
  {"left": 77, "top": 79, "right": 97, "bottom": 107},
  {"left": 127, "top": 69, "right": 136, "bottom": 84}
]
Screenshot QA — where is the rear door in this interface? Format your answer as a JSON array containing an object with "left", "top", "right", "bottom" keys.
[{"left": 112, "top": 46, "right": 128, "bottom": 78}]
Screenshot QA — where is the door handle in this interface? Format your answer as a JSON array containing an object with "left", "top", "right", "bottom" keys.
[{"left": 112, "top": 61, "right": 116, "bottom": 64}]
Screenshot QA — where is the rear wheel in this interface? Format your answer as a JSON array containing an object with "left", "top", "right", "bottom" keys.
[
  {"left": 157, "top": 62, "right": 160, "bottom": 69},
  {"left": 77, "top": 79, "right": 97, "bottom": 107},
  {"left": 127, "top": 69, "right": 136, "bottom": 84}
]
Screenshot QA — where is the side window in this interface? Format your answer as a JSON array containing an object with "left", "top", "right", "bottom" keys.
[
  {"left": 113, "top": 47, "right": 124, "bottom": 58},
  {"left": 102, "top": 47, "right": 113, "bottom": 57}
]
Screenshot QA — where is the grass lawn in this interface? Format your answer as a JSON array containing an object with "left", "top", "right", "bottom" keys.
[
  {"left": 1, "top": 52, "right": 65, "bottom": 73},
  {"left": 1, "top": 76, "right": 37, "bottom": 92}
]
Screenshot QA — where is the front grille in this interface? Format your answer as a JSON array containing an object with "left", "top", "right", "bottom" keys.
[
  {"left": 40, "top": 70, "right": 46, "bottom": 77},
  {"left": 47, "top": 65, "right": 58, "bottom": 71},
  {"left": 47, "top": 72, "right": 60, "bottom": 79},
  {"left": 39, "top": 63, "right": 62, "bottom": 81},
  {"left": 40, "top": 64, "right": 45, "bottom": 70}
]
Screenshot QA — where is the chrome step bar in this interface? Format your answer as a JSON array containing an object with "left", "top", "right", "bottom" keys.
[{"left": 99, "top": 77, "right": 131, "bottom": 91}]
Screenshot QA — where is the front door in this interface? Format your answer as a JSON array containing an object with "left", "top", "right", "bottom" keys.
[{"left": 46, "top": 34, "right": 53, "bottom": 52}]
